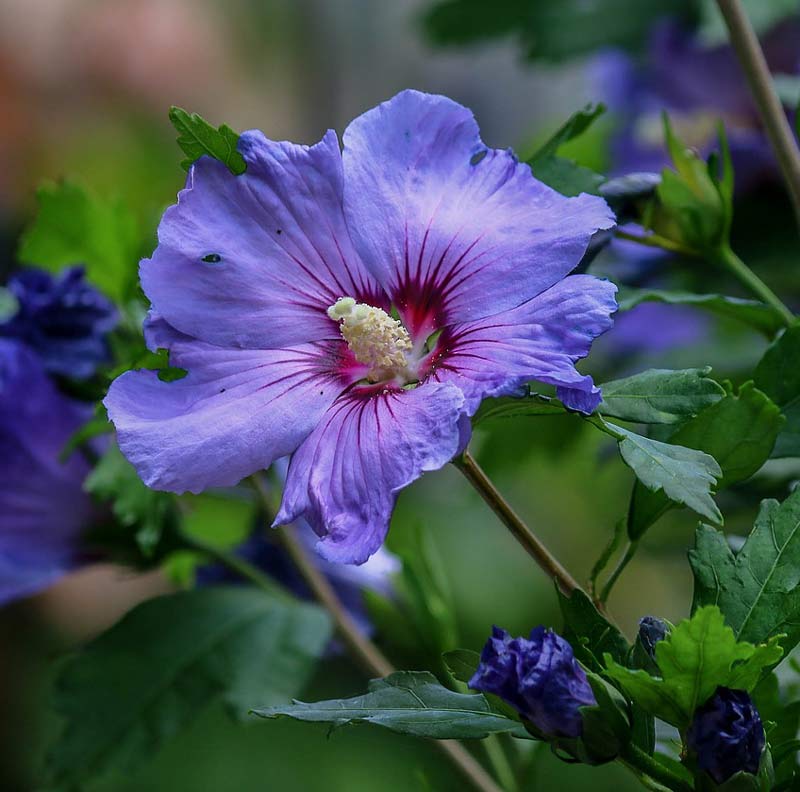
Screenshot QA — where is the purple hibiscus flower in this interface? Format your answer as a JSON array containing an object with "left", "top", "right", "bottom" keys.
[
  {"left": 686, "top": 686, "right": 765, "bottom": 783},
  {"left": 469, "top": 626, "right": 597, "bottom": 738},
  {"left": 593, "top": 19, "right": 800, "bottom": 187},
  {"left": 105, "top": 90, "right": 616, "bottom": 565},
  {"left": 0, "top": 339, "right": 96, "bottom": 604},
  {"left": 1, "top": 266, "right": 117, "bottom": 379}
]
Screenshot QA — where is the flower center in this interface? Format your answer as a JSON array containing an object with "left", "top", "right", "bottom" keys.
[{"left": 327, "top": 297, "right": 413, "bottom": 382}]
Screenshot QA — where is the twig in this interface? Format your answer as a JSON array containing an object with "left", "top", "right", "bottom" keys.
[
  {"left": 453, "top": 450, "right": 580, "bottom": 595},
  {"left": 249, "top": 474, "right": 505, "bottom": 792},
  {"left": 716, "top": 0, "right": 800, "bottom": 230}
]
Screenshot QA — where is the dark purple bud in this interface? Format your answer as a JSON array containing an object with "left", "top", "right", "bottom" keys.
[
  {"left": 469, "top": 626, "right": 596, "bottom": 738},
  {"left": 687, "top": 686, "right": 765, "bottom": 784},
  {"left": 638, "top": 616, "right": 669, "bottom": 659},
  {"left": 1, "top": 266, "right": 117, "bottom": 379}
]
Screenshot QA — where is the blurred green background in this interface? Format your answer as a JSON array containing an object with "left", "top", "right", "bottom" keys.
[{"left": 1, "top": 0, "right": 797, "bottom": 789}]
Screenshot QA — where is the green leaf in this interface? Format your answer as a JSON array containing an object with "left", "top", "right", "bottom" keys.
[
  {"left": 629, "top": 384, "right": 783, "bottom": 538},
  {"left": 530, "top": 104, "right": 606, "bottom": 161},
  {"left": 421, "top": 0, "right": 694, "bottom": 61},
  {"left": 169, "top": 107, "right": 246, "bottom": 175},
  {"left": 398, "top": 525, "right": 459, "bottom": 656},
  {"left": 60, "top": 403, "right": 113, "bottom": 461},
  {"left": 527, "top": 105, "right": 605, "bottom": 196},
  {"left": 617, "top": 288, "right": 787, "bottom": 337},
  {"left": 754, "top": 324, "right": 800, "bottom": 457},
  {"left": 252, "top": 671, "right": 531, "bottom": 740},
  {"left": 472, "top": 391, "right": 567, "bottom": 424},
  {"left": 607, "top": 422, "right": 722, "bottom": 525},
  {"left": 599, "top": 368, "right": 725, "bottom": 424},
  {"left": 557, "top": 588, "right": 629, "bottom": 673},
  {"left": 442, "top": 649, "right": 481, "bottom": 685},
  {"left": 604, "top": 606, "right": 782, "bottom": 729},
  {"left": 84, "top": 445, "right": 179, "bottom": 560},
  {"left": 690, "top": 488, "right": 800, "bottom": 654},
  {"left": 17, "top": 180, "right": 139, "bottom": 302},
  {"left": 529, "top": 155, "right": 604, "bottom": 197},
  {"left": 662, "top": 383, "right": 782, "bottom": 488},
  {"left": 45, "top": 587, "right": 331, "bottom": 788}
]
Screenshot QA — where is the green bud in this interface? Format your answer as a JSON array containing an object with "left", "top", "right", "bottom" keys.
[
  {"left": 548, "top": 670, "right": 632, "bottom": 765},
  {"left": 641, "top": 114, "right": 734, "bottom": 254}
]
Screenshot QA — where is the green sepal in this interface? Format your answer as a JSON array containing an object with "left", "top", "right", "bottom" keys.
[
  {"left": 547, "top": 671, "right": 631, "bottom": 766},
  {"left": 640, "top": 115, "right": 733, "bottom": 254},
  {"left": 691, "top": 746, "right": 774, "bottom": 792}
]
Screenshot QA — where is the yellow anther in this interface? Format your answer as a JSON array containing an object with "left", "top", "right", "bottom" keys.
[{"left": 327, "top": 297, "right": 413, "bottom": 382}]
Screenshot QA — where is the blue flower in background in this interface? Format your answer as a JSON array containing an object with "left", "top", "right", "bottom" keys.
[
  {"left": 593, "top": 19, "right": 800, "bottom": 189},
  {"left": 687, "top": 686, "right": 765, "bottom": 784},
  {"left": 0, "top": 339, "right": 97, "bottom": 604},
  {"left": 608, "top": 302, "right": 710, "bottom": 358},
  {"left": 105, "top": 89, "right": 616, "bottom": 565},
  {"left": 1, "top": 266, "right": 117, "bottom": 379},
  {"left": 198, "top": 521, "right": 399, "bottom": 635},
  {"left": 469, "top": 626, "right": 596, "bottom": 738},
  {"left": 198, "top": 457, "right": 398, "bottom": 634}
]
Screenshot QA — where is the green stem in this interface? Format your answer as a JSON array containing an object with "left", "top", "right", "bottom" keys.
[
  {"left": 619, "top": 744, "right": 693, "bottom": 792},
  {"left": 599, "top": 541, "right": 639, "bottom": 605},
  {"left": 249, "top": 474, "right": 505, "bottom": 792},
  {"left": 453, "top": 449, "right": 580, "bottom": 595},
  {"left": 718, "top": 245, "right": 795, "bottom": 326},
  {"left": 481, "top": 736, "right": 518, "bottom": 792},
  {"left": 716, "top": 0, "right": 800, "bottom": 231},
  {"left": 181, "top": 532, "right": 290, "bottom": 600},
  {"left": 617, "top": 227, "right": 794, "bottom": 327},
  {"left": 614, "top": 229, "right": 698, "bottom": 257}
]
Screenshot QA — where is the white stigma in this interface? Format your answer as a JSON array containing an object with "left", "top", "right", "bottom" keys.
[{"left": 327, "top": 297, "right": 413, "bottom": 382}]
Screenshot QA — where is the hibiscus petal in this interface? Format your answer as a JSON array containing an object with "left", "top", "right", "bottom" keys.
[
  {"left": 141, "top": 129, "right": 383, "bottom": 350},
  {"left": 342, "top": 90, "right": 615, "bottom": 333},
  {"left": 429, "top": 275, "right": 617, "bottom": 414},
  {"left": 276, "top": 382, "right": 466, "bottom": 564},
  {"left": 105, "top": 331, "right": 347, "bottom": 494}
]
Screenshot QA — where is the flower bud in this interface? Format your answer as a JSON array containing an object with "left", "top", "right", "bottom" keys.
[
  {"left": 637, "top": 616, "right": 669, "bottom": 660},
  {"left": 469, "top": 626, "right": 596, "bottom": 738},
  {"left": 687, "top": 686, "right": 765, "bottom": 785},
  {"left": 0, "top": 266, "right": 117, "bottom": 379}
]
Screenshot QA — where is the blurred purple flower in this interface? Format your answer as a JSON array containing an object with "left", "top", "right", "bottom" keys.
[
  {"left": 106, "top": 89, "right": 615, "bottom": 565},
  {"left": 687, "top": 686, "right": 765, "bottom": 783},
  {"left": 197, "top": 522, "right": 398, "bottom": 635},
  {"left": 593, "top": 20, "right": 800, "bottom": 189},
  {"left": 469, "top": 626, "right": 596, "bottom": 738},
  {"left": 609, "top": 302, "right": 709, "bottom": 356},
  {"left": 0, "top": 339, "right": 95, "bottom": 604},
  {"left": 0, "top": 266, "right": 117, "bottom": 379}
]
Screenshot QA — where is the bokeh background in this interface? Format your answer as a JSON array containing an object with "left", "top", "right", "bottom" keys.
[{"left": 1, "top": 1, "right": 798, "bottom": 789}]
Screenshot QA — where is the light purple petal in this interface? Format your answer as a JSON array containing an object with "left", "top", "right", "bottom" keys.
[
  {"left": 141, "top": 130, "right": 384, "bottom": 350},
  {"left": 342, "top": 90, "right": 615, "bottom": 333},
  {"left": 428, "top": 275, "right": 617, "bottom": 414},
  {"left": 0, "top": 340, "right": 93, "bottom": 603},
  {"left": 105, "top": 327, "right": 348, "bottom": 494},
  {"left": 271, "top": 456, "right": 400, "bottom": 594},
  {"left": 275, "top": 381, "right": 467, "bottom": 564}
]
